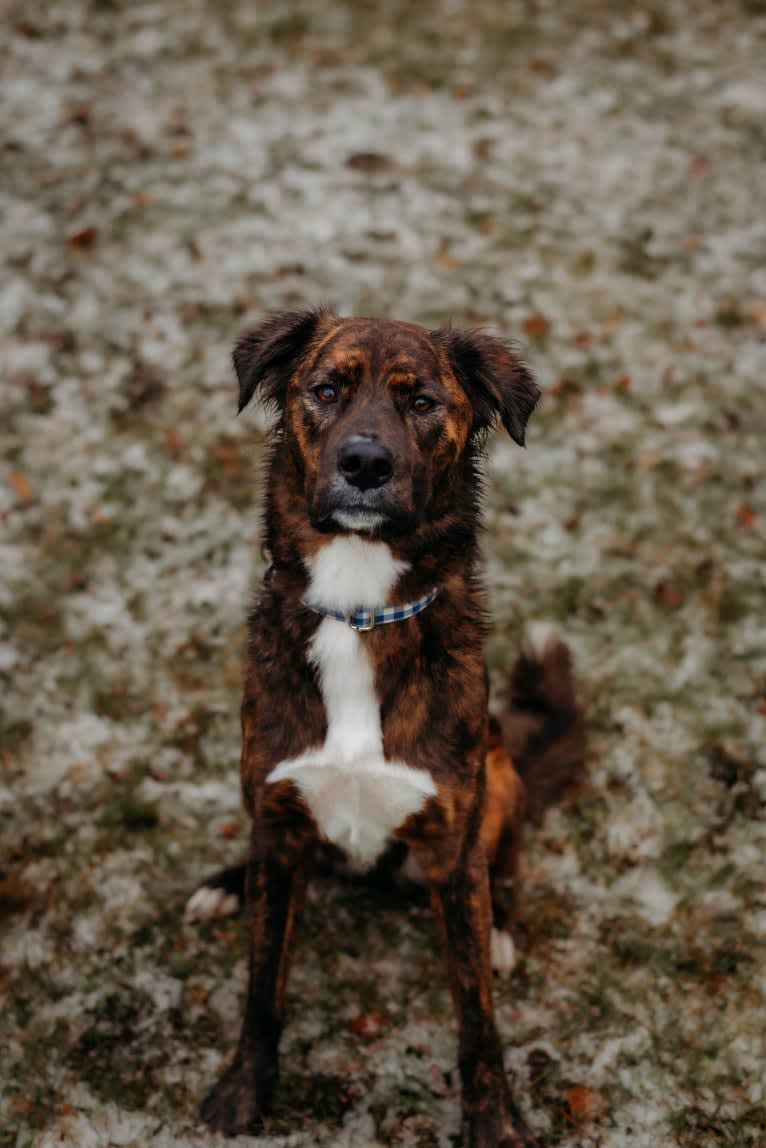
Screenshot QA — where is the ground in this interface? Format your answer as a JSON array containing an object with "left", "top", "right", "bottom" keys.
[{"left": 1, "top": 2, "right": 765, "bottom": 1146}]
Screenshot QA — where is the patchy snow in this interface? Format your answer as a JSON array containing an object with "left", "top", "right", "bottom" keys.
[{"left": 2, "top": 1, "right": 765, "bottom": 1146}]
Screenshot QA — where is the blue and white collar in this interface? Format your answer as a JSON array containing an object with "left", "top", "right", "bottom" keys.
[{"left": 302, "top": 587, "right": 439, "bottom": 632}]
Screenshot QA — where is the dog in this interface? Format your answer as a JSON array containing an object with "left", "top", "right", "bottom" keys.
[{"left": 189, "top": 310, "right": 585, "bottom": 1146}]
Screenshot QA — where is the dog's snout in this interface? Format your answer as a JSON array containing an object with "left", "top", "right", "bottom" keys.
[{"left": 337, "top": 436, "right": 393, "bottom": 491}]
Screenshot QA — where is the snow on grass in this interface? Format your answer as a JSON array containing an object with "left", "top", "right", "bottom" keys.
[{"left": 1, "top": 2, "right": 765, "bottom": 1146}]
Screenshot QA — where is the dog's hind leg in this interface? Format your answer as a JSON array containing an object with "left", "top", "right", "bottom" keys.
[
  {"left": 199, "top": 832, "right": 310, "bottom": 1135},
  {"left": 482, "top": 720, "right": 526, "bottom": 978}
]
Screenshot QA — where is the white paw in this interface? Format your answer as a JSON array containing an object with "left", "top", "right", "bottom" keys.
[
  {"left": 490, "top": 927, "right": 516, "bottom": 978},
  {"left": 185, "top": 885, "right": 240, "bottom": 922}
]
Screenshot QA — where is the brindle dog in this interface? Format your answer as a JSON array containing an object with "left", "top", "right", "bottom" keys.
[{"left": 194, "top": 310, "right": 585, "bottom": 1147}]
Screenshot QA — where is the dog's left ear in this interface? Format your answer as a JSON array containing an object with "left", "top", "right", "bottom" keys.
[
  {"left": 437, "top": 327, "right": 541, "bottom": 445},
  {"left": 234, "top": 308, "right": 335, "bottom": 413}
]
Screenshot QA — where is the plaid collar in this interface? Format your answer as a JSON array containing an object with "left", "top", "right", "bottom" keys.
[{"left": 303, "top": 587, "right": 439, "bottom": 632}]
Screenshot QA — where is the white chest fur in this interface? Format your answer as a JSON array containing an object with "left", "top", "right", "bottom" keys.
[{"left": 266, "top": 537, "right": 436, "bottom": 868}]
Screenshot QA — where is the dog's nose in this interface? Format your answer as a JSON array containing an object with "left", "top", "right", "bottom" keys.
[{"left": 337, "top": 435, "right": 393, "bottom": 490}]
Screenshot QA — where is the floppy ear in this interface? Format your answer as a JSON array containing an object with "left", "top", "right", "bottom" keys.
[
  {"left": 437, "top": 327, "right": 541, "bottom": 445},
  {"left": 233, "top": 308, "right": 334, "bottom": 413}
]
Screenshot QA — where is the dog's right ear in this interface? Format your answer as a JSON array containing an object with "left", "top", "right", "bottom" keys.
[{"left": 233, "top": 308, "right": 334, "bottom": 413}]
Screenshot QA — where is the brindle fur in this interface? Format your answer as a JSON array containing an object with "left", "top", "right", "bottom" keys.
[{"left": 197, "top": 310, "right": 583, "bottom": 1147}]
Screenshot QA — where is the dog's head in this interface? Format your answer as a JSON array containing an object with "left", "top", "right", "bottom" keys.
[{"left": 235, "top": 309, "right": 539, "bottom": 537}]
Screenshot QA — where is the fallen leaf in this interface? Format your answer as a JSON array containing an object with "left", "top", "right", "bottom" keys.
[
  {"left": 346, "top": 151, "right": 391, "bottom": 173},
  {"left": 218, "top": 821, "right": 241, "bottom": 838},
  {"left": 567, "top": 1084, "right": 607, "bottom": 1121},
  {"left": 10, "top": 471, "right": 34, "bottom": 502},
  {"left": 165, "top": 429, "right": 185, "bottom": 457},
  {"left": 67, "top": 106, "right": 90, "bottom": 126},
  {"left": 654, "top": 581, "right": 683, "bottom": 609},
  {"left": 350, "top": 1012, "right": 388, "bottom": 1038},
  {"left": 0, "top": 874, "right": 36, "bottom": 920},
  {"left": 522, "top": 313, "right": 550, "bottom": 338},
  {"left": 67, "top": 225, "right": 98, "bottom": 248},
  {"left": 736, "top": 503, "right": 754, "bottom": 528}
]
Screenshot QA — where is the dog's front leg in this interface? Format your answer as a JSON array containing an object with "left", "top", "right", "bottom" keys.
[
  {"left": 199, "top": 834, "right": 309, "bottom": 1135},
  {"left": 428, "top": 843, "right": 533, "bottom": 1148}
]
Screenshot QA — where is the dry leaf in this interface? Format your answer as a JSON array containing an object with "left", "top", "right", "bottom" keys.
[
  {"left": 345, "top": 151, "right": 391, "bottom": 173},
  {"left": 522, "top": 313, "right": 550, "bottom": 338},
  {"left": 350, "top": 1012, "right": 387, "bottom": 1038},
  {"left": 10, "top": 471, "right": 33, "bottom": 502},
  {"left": 165, "top": 429, "right": 185, "bottom": 457},
  {"left": 67, "top": 225, "right": 98, "bottom": 248},
  {"left": 218, "top": 822, "right": 241, "bottom": 839},
  {"left": 736, "top": 503, "right": 754, "bottom": 528},
  {"left": 654, "top": 581, "right": 683, "bottom": 609},
  {"left": 567, "top": 1084, "right": 607, "bottom": 1121}
]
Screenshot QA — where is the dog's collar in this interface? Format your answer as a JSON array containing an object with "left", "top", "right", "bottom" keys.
[{"left": 302, "top": 587, "right": 439, "bottom": 633}]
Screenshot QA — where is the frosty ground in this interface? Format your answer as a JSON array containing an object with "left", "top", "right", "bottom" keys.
[{"left": 1, "top": 2, "right": 765, "bottom": 1146}]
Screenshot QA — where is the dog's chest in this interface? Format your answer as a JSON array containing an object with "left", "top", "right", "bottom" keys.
[{"left": 266, "top": 538, "right": 436, "bottom": 868}]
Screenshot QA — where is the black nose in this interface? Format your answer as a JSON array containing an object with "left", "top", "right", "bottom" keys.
[{"left": 337, "top": 435, "right": 394, "bottom": 491}]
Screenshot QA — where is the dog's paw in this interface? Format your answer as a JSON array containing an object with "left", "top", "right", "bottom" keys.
[
  {"left": 199, "top": 1059, "right": 270, "bottom": 1135},
  {"left": 490, "top": 927, "right": 516, "bottom": 978},
  {"left": 464, "top": 1108, "right": 536, "bottom": 1148},
  {"left": 185, "top": 884, "right": 240, "bottom": 922}
]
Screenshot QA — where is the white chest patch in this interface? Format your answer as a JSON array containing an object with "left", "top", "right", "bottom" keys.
[{"left": 266, "top": 537, "right": 437, "bottom": 868}]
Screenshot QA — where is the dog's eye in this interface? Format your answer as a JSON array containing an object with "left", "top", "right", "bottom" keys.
[
  {"left": 314, "top": 383, "right": 339, "bottom": 404},
  {"left": 410, "top": 395, "right": 434, "bottom": 414}
]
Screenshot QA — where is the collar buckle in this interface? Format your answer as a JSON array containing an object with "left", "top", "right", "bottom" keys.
[{"left": 349, "top": 607, "right": 375, "bottom": 632}]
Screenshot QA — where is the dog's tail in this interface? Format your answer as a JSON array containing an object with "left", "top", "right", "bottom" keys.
[{"left": 499, "top": 624, "right": 586, "bottom": 825}]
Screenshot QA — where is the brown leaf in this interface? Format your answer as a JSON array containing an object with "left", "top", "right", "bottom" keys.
[
  {"left": 736, "top": 503, "right": 755, "bottom": 528},
  {"left": 522, "top": 313, "right": 550, "bottom": 338},
  {"left": 165, "top": 429, "right": 185, "bottom": 457},
  {"left": 67, "top": 225, "right": 98, "bottom": 249},
  {"left": 10, "top": 471, "right": 34, "bottom": 503},
  {"left": 209, "top": 436, "right": 241, "bottom": 472},
  {"left": 654, "top": 581, "right": 683, "bottom": 609},
  {"left": 350, "top": 1012, "right": 388, "bottom": 1038},
  {"left": 218, "top": 821, "right": 241, "bottom": 839},
  {"left": 567, "top": 1084, "right": 607, "bottom": 1121},
  {"left": 346, "top": 151, "right": 391, "bottom": 173}
]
